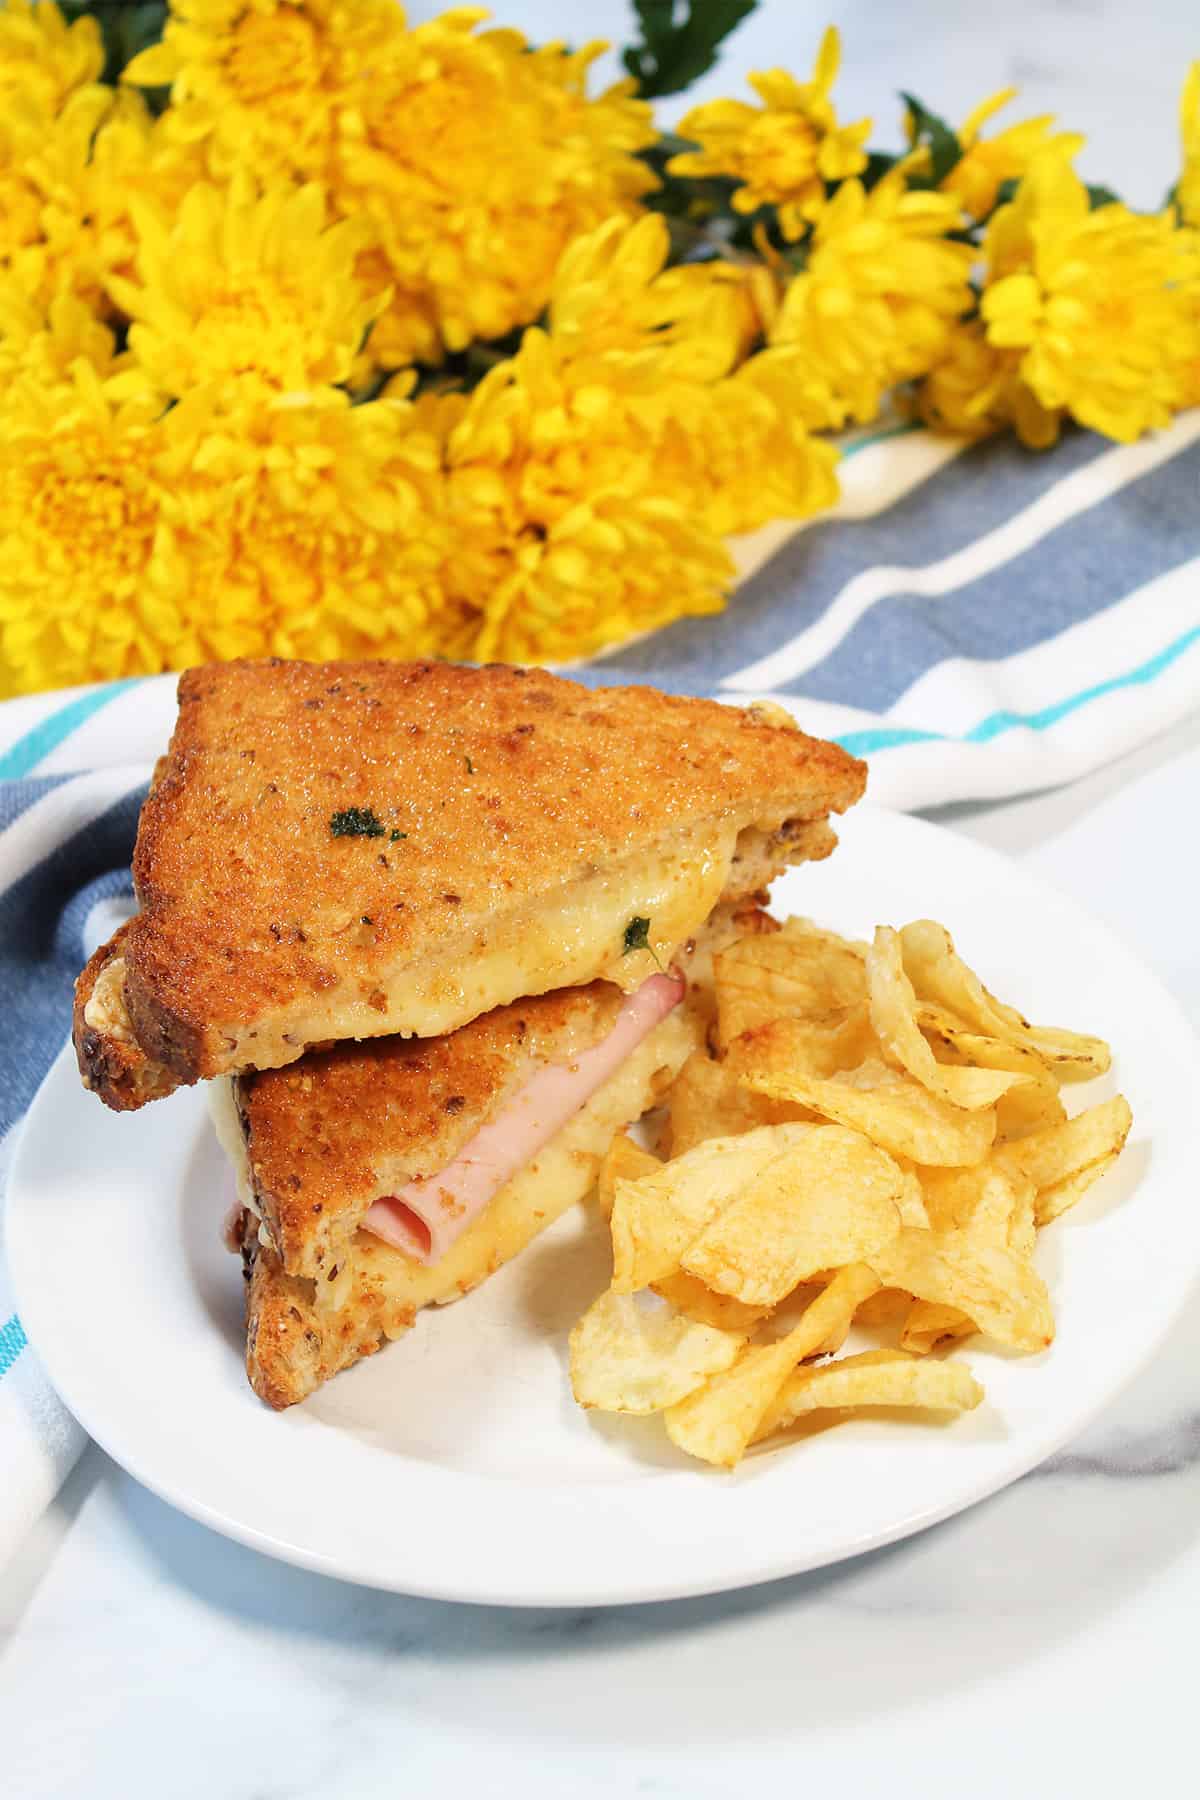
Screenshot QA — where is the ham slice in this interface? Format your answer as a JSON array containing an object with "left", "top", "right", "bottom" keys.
[{"left": 363, "top": 973, "right": 684, "bottom": 1265}]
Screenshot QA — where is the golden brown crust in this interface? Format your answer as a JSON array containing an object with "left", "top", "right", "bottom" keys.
[
  {"left": 73, "top": 926, "right": 181, "bottom": 1110},
  {"left": 245, "top": 1243, "right": 400, "bottom": 1411},
  {"left": 109, "top": 659, "right": 864, "bottom": 1090},
  {"left": 238, "top": 980, "right": 625, "bottom": 1280}
]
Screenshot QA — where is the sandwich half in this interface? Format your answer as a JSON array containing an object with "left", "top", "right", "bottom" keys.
[
  {"left": 74, "top": 658, "right": 865, "bottom": 1110},
  {"left": 216, "top": 961, "right": 716, "bottom": 1408}
]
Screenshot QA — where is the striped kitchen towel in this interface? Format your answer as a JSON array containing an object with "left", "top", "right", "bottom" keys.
[{"left": 2, "top": 412, "right": 1198, "bottom": 1560}]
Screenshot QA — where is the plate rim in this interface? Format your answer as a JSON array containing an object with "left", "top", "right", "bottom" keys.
[{"left": 11, "top": 803, "right": 1200, "bottom": 1607}]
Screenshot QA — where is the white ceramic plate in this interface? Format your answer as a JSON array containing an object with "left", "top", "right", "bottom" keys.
[{"left": 10, "top": 807, "right": 1200, "bottom": 1607}]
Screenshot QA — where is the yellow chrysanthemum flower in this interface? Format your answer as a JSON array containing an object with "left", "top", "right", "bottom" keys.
[
  {"left": 354, "top": 248, "right": 444, "bottom": 371},
  {"left": 338, "top": 15, "right": 656, "bottom": 356},
  {"left": 108, "top": 177, "right": 387, "bottom": 398},
  {"left": 417, "top": 327, "right": 727, "bottom": 664},
  {"left": 770, "top": 168, "right": 974, "bottom": 425},
  {"left": 124, "top": 0, "right": 401, "bottom": 182},
  {"left": 656, "top": 351, "right": 841, "bottom": 537},
  {"left": 981, "top": 153, "right": 1195, "bottom": 441},
  {"left": 939, "top": 87, "right": 1085, "bottom": 221},
  {"left": 129, "top": 4, "right": 656, "bottom": 359},
  {"left": 159, "top": 386, "right": 452, "bottom": 664},
  {"left": 1177, "top": 63, "right": 1200, "bottom": 228},
  {"left": 0, "top": 374, "right": 450, "bottom": 695},
  {"left": 0, "top": 81, "right": 201, "bottom": 315},
  {"left": 0, "top": 367, "right": 178, "bottom": 692},
  {"left": 548, "top": 214, "right": 753, "bottom": 380},
  {"left": 0, "top": 0, "right": 103, "bottom": 114},
  {"left": 0, "top": 284, "right": 120, "bottom": 387},
  {"left": 915, "top": 317, "right": 1062, "bottom": 449},
  {"left": 669, "top": 28, "right": 871, "bottom": 240}
]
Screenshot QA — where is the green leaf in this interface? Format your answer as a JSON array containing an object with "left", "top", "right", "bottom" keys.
[
  {"left": 1085, "top": 183, "right": 1121, "bottom": 211},
  {"left": 900, "top": 91, "right": 963, "bottom": 188},
  {"left": 622, "top": 0, "right": 758, "bottom": 100},
  {"left": 860, "top": 149, "right": 901, "bottom": 191},
  {"left": 622, "top": 915, "right": 665, "bottom": 970},
  {"left": 329, "top": 807, "right": 386, "bottom": 839},
  {"left": 60, "top": 2, "right": 169, "bottom": 110}
]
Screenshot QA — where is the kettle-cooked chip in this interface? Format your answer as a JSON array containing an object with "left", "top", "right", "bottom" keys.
[
  {"left": 573, "top": 905, "right": 1132, "bottom": 1472},
  {"left": 867, "top": 926, "right": 1028, "bottom": 1109},
  {"left": 713, "top": 918, "right": 868, "bottom": 1047},
  {"left": 651, "top": 1270, "right": 770, "bottom": 1335},
  {"left": 681, "top": 1125, "right": 904, "bottom": 1307},
  {"left": 666, "top": 1050, "right": 810, "bottom": 1158},
  {"left": 916, "top": 1003, "right": 1054, "bottom": 1081},
  {"left": 755, "top": 1348, "right": 985, "bottom": 1440},
  {"left": 663, "top": 1265, "right": 881, "bottom": 1468},
  {"left": 899, "top": 919, "right": 1111, "bottom": 1080},
  {"left": 610, "top": 1124, "right": 813, "bottom": 1293},
  {"left": 723, "top": 1006, "right": 875, "bottom": 1080},
  {"left": 741, "top": 1055, "right": 997, "bottom": 1167},
  {"left": 569, "top": 1290, "right": 746, "bottom": 1414},
  {"left": 993, "top": 1096, "right": 1133, "bottom": 1224},
  {"left": 596, "top": 1133, "right": 661, "bottom": 1221},
  {"left": 900, "top": 1303, "right": 977, "bottom": 1354},
  {"left": 903, "top": 1168, "right": 1033, "bottom": 1348},
  {"left": 869, "top": 1228, "right": 1054, "bottom": 1353},
  {"left": 994, "top": 1075, "right": 1068, "bottom": 1141}
]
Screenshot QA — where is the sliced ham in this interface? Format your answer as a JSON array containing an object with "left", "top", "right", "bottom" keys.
[{"left": 363, "top": 972, "right": 684, "bottom": 1265}]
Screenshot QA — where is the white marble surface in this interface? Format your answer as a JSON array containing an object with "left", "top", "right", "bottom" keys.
[{"left": 5, "top": 4, "right": 1200, "bottom": 1794}]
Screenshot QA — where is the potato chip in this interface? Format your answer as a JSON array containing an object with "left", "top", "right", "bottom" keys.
[
  {"left": 651, "top": 1270, "right": 769, "bottom": 1335},
  {"left": 666, "top": 1051, "right": 809, "bottom": 1158},
  {"left": 994, "top": 1076, "right": 1068, "bottom": 1142},
  {"left": 869, "top": 1228, "right": 1054, "bottom": 1352},
  {"left": 722, "top": 1006, "right": 874, "bottom": 1078},
  {"left": 713, "top": 918, "right": 867, "bottom": 1048},
  {"left": 993, "top": 1096, "right": 1132, "bottom": 1224},
  {"left": 918, "top": 1164, "right": 1035, "bottom": 1243},
  {"left": 1009, "top": 1179, "right": 1038, "bottom": 1259},
  {"left": 916, "top": 1004, "right": 1053, "bottom": 1081},
  {"left": 899, "top": 919, "right": 1111, "bottom": 1080},
  {"left": 573, "top": 904, "right": 1131, "bottom": 1470},
  {"left": 596, "top": 1133, "right": 660, "bottom": 1221},
  {"left": 742, "top": 1056, "right": 996, "bottom": 1167},
  {"left": 664, "top": 1265, "right": 881, "bottom": 1467},
  {"left": 867, "top": 927, "right": 1027, "bottom": 1109},
  {"left": 755, "top": 1349, "right": 984, "bottom": 1439},
  {"left": 681, "top": 1125, "right": 904, "bottom": 1306},
  {"left": 853, "top": 1288, "right": 914, "bottom": 1328},
  {"left": 896, "top": 1168, "right": 931, "bottom": 1229},
  {"left": 902, "top": 1167, "right": 1030, "bottom": 1348},
  {"left": 609, "top": 1124, "right": 813, "bottom": 1293},
  {"left": 900, "top": 1303, "right": 976, "bottom": 1355},
  {"left": 569, "top": 1290, "right": 745, "bottom": 1414},
  {"left": 1035, "top": 1157, "right": 1124, "bottom": 1226}
]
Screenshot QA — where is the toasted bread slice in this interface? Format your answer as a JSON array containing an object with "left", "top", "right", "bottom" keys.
[
  {"left": 75, "top": 659, "right": 864, "bottom": 1110},
  {"left": 236, "top": 989, "right": 701, "bottom": 1409}
]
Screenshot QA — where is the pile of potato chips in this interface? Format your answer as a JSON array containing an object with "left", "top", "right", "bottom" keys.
[{"left": 569, "top": 916, "right": 1132, "bottom": 1469}]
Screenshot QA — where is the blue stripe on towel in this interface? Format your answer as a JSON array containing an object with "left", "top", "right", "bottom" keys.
[
  {"left": 0, "top": 681, "right": 137, "bottom": 783},
  {"left": 785, "top": 439, "right": 1200, "bottom": 708},
  {"left": 0, "top": 1313, "right": 27, "bottom": 1379},
  {"left": 836, "top": 622, "right": 1200, "bottom": 757}
]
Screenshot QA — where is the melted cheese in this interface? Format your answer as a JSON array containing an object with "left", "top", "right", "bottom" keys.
[
  {"left": 87, "top": 822, "right": 737, "bottom": 1071},
  {"left": 83, "top": 956, "right": 135, "bottom": 1043}
]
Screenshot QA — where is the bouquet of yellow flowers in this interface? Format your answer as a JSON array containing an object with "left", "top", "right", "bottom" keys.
[{"left": 2, "top": 0, "right": 1199, "bottom": 697}]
